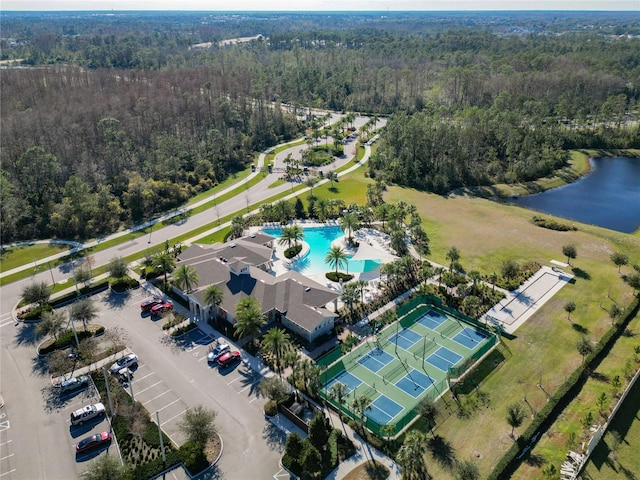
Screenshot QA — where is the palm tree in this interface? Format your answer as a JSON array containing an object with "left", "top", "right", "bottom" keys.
[
  {"left": 261, "top": 327, "right": 292, "bottom": 376},
  {"left": 278, "top": 226, "right": 297, "bottom": 249},
  {"left": 315, "top": 198, "right": 330, "bottom": 222},
  {"left": 230, "top": 215, "right": 246, "bottom": 239},
  {"left": 418, "top": 396, "right": 439, "bottom": 436},
  {"left": 446, "top": 246, "right": 461, "bottom": 272},
  {"left": 325, "top": 246, "right": 348, "bottom": 274},
  {"left": 397, "top": 431, "right": 430, "bottom": 480},
  {"left": 351, "top": 394, "right": 372, "bottom": 435},
  {"left": 234, "top": 297, "right": 265, "bottom": 341},
  {"left": 339, "top": 212, "right": 360, "bottom": 245},
  {"left": 376, "top": 203, "right": 391, "bottom": 230},
  {"left": 564, "top": 301, "right": 576, "bottom": 321},
  {"left": 70, "top": 298, "right": 98, "bottom": 330},
  {"left": 354, "top": 279, "right": 369, "bottom": 303},
  {"left": 155, "top": 251, "right": 175, "bottom": 288},
  {"left": 576, "top": 336, "right": 593, "bottom": 364},
  {"left": 609, "top": 304, "right": 622, "bottom": 326},
  {"left": 36, "top": 309, "right": 66, "bottom": 340},
  {"left": 173, "top": 264, "right": 199, "bottom": 293},
  {"left": 203, "top": 284, "right": 224, "bottom": 319},
  {"left": 506, "top": 402, "right": 526, "bottom": 439}
]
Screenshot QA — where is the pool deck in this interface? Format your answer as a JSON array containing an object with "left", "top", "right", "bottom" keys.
[{"left": 249, "top": 222, "right": 394, "bottom": 303}]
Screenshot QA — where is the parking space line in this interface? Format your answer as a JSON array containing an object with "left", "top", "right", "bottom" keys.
[
  {"left": 249, "top": 396, "right": 260, "bottom": 403},
  {"left": 226, "top": 376, "right": 242, "bottom": 386},
  {"left": 0, "top": 469, "right": 16, "bottom": 477},
  {"left": 135, "top": 381, "right": 163, "bottom": 395},
  {"left": 160, "top": 409, "right": 186, "bottom": 426},
  {"left": 0, "top": 441, "right": 11, "bottom": 448},
  {"left": 238, "top": 381, "right": 259, "bottom": 394},
  {"left": 143, "top": 389, "right": 173, "bottom": 405},
  {"left": 0, "top": 455, "right": 13, "bottom": 462},
  {"left": 132, "top": 372, "right": 154, "bottom": 383},
  {"left": 198, "top": 354, "right": 211, "bottom": 362},
  {"left": 156, "top": 399, "right": 181, "bottom": 413}
]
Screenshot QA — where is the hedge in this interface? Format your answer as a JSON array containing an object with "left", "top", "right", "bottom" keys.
[
  {"left": 39, "top": 326, "right": 105, "bottom": 354},
  {"left": 284, "top": 244, "right": 303, "bottom": 259},
  {"left": 488, "top": 297, "right": 639, "bottom": 480},
  {"left": 50, "top": 280, "right": 110, "bottom": 308},
  {"left": 325, "top": 271, "right": 354, "bottom": 283},
  {"left": 110, "top": 276, "right": 140, "bottom": 292},
  {"left": 19, "top": 304, "right": 53, "bottom": 321},
  {"left": 170, "top": 322, "right": 197, "bottom": 337}
]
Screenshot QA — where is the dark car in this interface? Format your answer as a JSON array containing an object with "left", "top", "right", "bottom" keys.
[
  {"left": 141, "top": 297, "right": 163, "bottom": 312},
  {"left": 150, "top": 300, "right": 173, "bottom": 315},
  {"left": 59, "top": 375, "right": 89, "bottom": 394},
  {"left": 75, "top": 431, "right": 112, "bottom": 453},
  {"left": 217, "top": 350, "right": 241, "bottom": 368}
]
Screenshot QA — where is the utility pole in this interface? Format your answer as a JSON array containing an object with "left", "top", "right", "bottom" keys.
[
  {"left": 127, "top": 369, "right": 135, "bottom": 403},
  {"left": 102, "top": 366, "right": 115, "bottom": 417}
]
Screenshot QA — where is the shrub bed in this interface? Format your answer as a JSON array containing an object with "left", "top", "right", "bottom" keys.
[
  {"left": 162, "top": 314, "right": 188, "bottom": 330},
  {"left": 49, "top": 280, "right": 110, "bottom": 308},
  {"left": 110, "top": 276, "right": 140, "bottom": 292},
  {"left": 38, "top": 326, "right": 105, "bottom": 354},
  {"left": 170, "top": 322, "right": 197, "bottom": 337},
  {"left": 284, "top": 244, "right": 302, "bottom": 259},
  {"left": 531, "top": 215, "right": 577, "bottom": 231},
  {"left": 326, "top": 271, "right": 354, "bottom": 283},
  {"left": 18, "top": 304, "right": 53, "bottom": 321}
]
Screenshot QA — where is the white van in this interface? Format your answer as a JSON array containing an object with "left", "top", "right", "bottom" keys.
[{"left": 70, "top": 402, "right": 106, "bottom": 426}]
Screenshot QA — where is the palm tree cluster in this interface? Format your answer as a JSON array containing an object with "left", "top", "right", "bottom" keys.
[{"left": 278, "top": 224, "right": 304, "bottom": 250}]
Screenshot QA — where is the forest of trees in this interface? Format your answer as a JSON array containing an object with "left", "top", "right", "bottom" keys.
[{"left": 1, "top": 11, "right": 639, "bottom": 242}]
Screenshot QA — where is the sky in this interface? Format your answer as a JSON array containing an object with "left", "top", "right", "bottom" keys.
[{"left": 3, "top": 0, "right": 639, "bottom": 10}]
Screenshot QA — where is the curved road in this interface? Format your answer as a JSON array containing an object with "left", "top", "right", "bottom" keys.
[{"left": 0, "top": 111, "right": 385, "bottom": 480}]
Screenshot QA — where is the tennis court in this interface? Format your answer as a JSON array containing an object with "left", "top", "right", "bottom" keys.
[
  {"left": 358, "top": 348, "right": 395, "bottom": 373},
  {"left": 416, "top": 309, "right": 447, "bottom": 330},
  {"left": 366, "top": 395, "right": 404, "bottom": 425},
  {"left": 387, "top": 327, "right": 422, "bottom": 351},
  {"left": 426, "top": 347, "right": 463, "bottom": 371},
  {"left": 453, "top": 327, "right": 488, "bottom": 349},
  {"left": 321, "top": 296, "right": 498, "bottom": 436},
  {"left": 396, "top": 369, "right": 434, "bottom": 398}
]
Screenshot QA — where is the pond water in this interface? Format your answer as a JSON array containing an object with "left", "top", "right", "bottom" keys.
[{"left": 510, "top": 157, "right": 640, "bottom": 233}]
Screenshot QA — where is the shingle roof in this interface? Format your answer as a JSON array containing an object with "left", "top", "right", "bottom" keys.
[{"left": 184, "top": 235, "right": 339, "bottom": 332}]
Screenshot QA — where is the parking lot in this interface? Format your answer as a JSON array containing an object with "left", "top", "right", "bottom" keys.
[{"left": 0, "top": 404, "right": 14, "bottom": 479}]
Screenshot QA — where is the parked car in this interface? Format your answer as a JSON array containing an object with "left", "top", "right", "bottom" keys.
[
  {"left": 109, "top": 353, "right": 138, "bottom": 374},
  {"left": 59, "top": 375, "right": 89, "bottom": 394},
  {"left": 217, "top": 350, "right": 241, "bottom": 368},
  {"left": 207, "top": 343, "right": 230, "bottom": 363},
  {"left": 140, "top": 297, "right": 163, "bottom": 312},
  {"left": 70, "top": 402, "right": 106, "bottom": 426},
  {"left": 150, "top": 300, "right": 173, "bottom": 315},
  {"left": 75, "top": 431, "right": 112, "bottom": 453}
]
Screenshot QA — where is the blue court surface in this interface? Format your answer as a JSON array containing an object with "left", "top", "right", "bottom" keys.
[
  {"left": 395, "top": 369, "right": 434, "bottom": 398},
  {"left": 453, "top": 327, "right": 488, "bottom": 349},
  {"left": 417, "top": 309, "right": 447, "bottom": 330},
  {"left": 389, "top": 328, "right": 422, "bottom": 350},
  {"left": 425, "top": 347, "right": 463, "bottom": 371},
  {"left": 326, "top": 371, "right": 362, "bottom": 394},
  {"left": 358, "top": 348, "right": 394, "bottom": 373},
  {"left": 366, "top": 395, "right": 404, "bottom": 425}
]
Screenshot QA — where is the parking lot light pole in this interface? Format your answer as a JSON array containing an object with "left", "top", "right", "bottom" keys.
[
  {"left": 127, "top": 369, "right": 135, "bottom": 403},
  {"left": 156, "top": 411, "right": 166, "bottom": 463},
  {"left": 67, "top": 308, "right": 80, "bottom": 348},
  {"left": 102, "top": 366, "right": 115, "bottom": 418}
]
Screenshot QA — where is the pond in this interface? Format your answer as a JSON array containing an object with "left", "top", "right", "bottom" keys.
[{"left": 510, "top": 157, "right": 640, "bottom": 233}]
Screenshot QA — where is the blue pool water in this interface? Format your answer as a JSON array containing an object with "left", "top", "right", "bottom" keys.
[{"left": 262, "top": 226, "right": 381, "bottom": 276}]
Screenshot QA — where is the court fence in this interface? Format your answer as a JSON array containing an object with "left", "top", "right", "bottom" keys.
[{"left": 319, "top": 293, "right": 500, "bottom": 437}]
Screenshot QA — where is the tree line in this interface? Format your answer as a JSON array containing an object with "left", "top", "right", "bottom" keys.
[{"left": 2, "top": 13, "right": 639, "bottom": 241}]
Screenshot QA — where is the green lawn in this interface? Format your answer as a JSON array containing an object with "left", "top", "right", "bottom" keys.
[
  {"left": 382, "top": 179, "right": 639, "bottom": 478},
  {"left": 0, "top": 243, "right": 69, "bottom": 273},
  {"left": 583, "top": 378, "right": 640, "bottom": 480}
]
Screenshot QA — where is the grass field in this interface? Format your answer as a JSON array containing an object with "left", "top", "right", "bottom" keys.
[
  {"left": 0, "top": 242, "right": 69, "bottom": 273},
  {"left": 583, "top": 377, "right": 640, "bottom": 479},
  {"left": 513, "top": 309, "right": 640, "bottom": 479}
]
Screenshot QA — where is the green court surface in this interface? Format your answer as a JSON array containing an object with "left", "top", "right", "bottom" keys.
[{"left": 321, "top": 295, "right": 499, "bottom": 436}]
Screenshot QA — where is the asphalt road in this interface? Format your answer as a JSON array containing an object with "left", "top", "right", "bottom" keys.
[{"left": 0, "top": 112, "right": 385, "bottom": 479}]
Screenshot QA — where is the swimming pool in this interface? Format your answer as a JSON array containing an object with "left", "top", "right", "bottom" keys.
[{"left": 263, "top": 225, "right": 381, "bottom": 276}]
